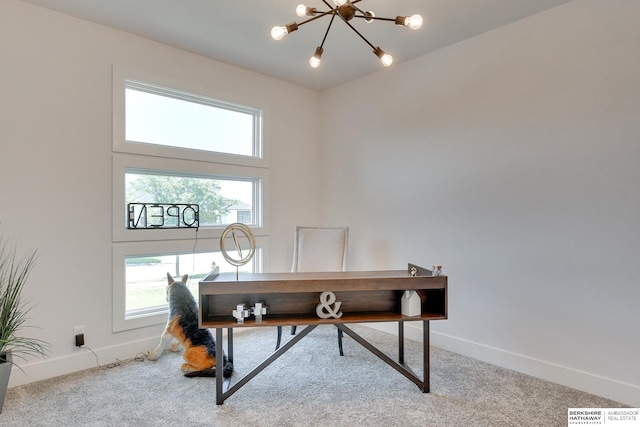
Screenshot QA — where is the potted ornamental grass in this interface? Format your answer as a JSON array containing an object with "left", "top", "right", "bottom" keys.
[{"left": 0, "top": 238, "right": 49, "bottom": 413}]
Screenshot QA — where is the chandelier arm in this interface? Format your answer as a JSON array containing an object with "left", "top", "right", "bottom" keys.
[
  {"left": 320, "top": 0, "right": 336, "bottom": 10},
  {"left": 342, "top": 19, "right": 375, "bottom": 50},
  {"left": 296, "top": 9, "right": 338, "bottom": 28},
  {"left": 351, "top": 15, "right": 396, "bottom": 23},
  {"left": 350, "top": 3, "right": 368, "bottom": 16},
  {"left": 319, "top": 12, "right": 338, "bottom": 49}
]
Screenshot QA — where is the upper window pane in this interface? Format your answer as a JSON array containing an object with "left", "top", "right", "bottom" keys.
[{"left": 125, "top": 83, "right": 260, "bottom": 157}]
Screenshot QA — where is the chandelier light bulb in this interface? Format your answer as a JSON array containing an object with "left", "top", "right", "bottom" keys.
[
  {"left": 271, "top": 26, "right": 288, "bottom": 40},
  {"left": 373, "top": 47, "right": 393, "bottom": 67},
  {"left": 406, "top": 14, "right": 423, "bottom": 30},
  {"left": 271, "top": 22, "right": 298, "bottom": 40},
  {"left": 332, "top": 0, "right": 348, "bottom": 6},
  {"left": 296, "top": 4, "right": 317, "bottom": 17},
  {"left": 309, "top": 56, "right": 321, "bottom": 68},
  {"left": 364, "top": 11, "right": 375, "bottom": 23},
  {"left": 310, "top": 46, "right": 323, "bottom": 68}
]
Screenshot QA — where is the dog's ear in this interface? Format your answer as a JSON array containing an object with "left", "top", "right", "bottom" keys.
[
  {"left": 167, "top": 272, "right": 175, "bottom": 285},
  {"left": 181, "top": 274, "right": 189, "bottom": 284}
]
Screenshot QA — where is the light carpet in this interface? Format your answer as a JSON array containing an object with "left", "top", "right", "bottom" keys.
[{"left": 2, "top": 325, "right": 623, "bottom": 426}]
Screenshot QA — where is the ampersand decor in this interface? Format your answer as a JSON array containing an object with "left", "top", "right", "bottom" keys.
[{"left": 316, "top": 291, "right": 343, "bottom": 319}]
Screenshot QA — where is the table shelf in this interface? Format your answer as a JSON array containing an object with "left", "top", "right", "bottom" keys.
[
  {"left": 201, "top": 310, "right": 447, "bottom": 328},
  {"left": 199, "top": 265, "right": 447, "bottom": 329}
]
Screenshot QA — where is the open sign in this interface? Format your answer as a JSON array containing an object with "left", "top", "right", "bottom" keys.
[{"left": 127, "top": 203, "right": 199, "bottom": 229}]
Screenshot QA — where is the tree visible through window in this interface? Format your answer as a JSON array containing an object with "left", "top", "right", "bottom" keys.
[{"left": 126, "top": 173, "right": 239, "bottom": 225}]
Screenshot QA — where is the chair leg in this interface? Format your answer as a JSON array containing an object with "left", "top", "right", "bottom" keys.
[
  {"left": 275, "top": 326, "right": 282, "bottom": 351},
  {"left": 337, "top": 327, "right": 344, "bottom": 356},
  {"left": 290, "top": 325, "right": 297, "bottom": 335}
]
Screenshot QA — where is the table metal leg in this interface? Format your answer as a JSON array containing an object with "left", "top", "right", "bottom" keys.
[
  {"left": 398, "top": 320, "right": 405, "bottom": 365},
  {"left": 337, "top": 323, "right": 429, "bottom": 392},
  {"left": 216, "top": 327, "right": 224, "bottom": 404},
  {"left": 423, "top": 320, "right": 430, "bottom": 393},
  {"left": 216, "top": 325, "right": 318, "bottom": 405},
  {"left": 216, "top": 322, "right": 431, "bottom": 404}
]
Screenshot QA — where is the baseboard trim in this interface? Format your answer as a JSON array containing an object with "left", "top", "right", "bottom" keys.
[
  {"left": 363, "top": 322, "right": 640, "bottom": 407},
  {"left": 8, "top": 337, "right": 159, "bottom": 388}
]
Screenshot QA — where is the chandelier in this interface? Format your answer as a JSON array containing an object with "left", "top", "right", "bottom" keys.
[{"left": 271, "top": 0, "right": 423, "bottom": 68}]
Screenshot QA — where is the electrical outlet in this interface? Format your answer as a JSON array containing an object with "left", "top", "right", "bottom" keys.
[{"left": 73, "top": 326, "right": 85, "bottom": 347}]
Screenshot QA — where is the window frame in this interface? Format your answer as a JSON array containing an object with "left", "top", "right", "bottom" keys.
[{"left": 112, "top": 66, "right": 269, "bottom": 332}]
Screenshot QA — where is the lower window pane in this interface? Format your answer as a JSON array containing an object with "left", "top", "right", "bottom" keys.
[{"left": 125, "top": 251, "right": 255, "bottom": 316}]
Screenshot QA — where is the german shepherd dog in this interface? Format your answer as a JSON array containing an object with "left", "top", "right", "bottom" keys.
[{"left": 148, "top": 273, "right": 232, "bottom": 378}]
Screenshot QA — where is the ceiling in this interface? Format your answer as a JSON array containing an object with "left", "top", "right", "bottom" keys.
[{"left": 20, "top": 0, "right": 572, "bottom": 91}]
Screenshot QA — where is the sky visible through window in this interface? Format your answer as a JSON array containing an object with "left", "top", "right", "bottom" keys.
[{"left": 125, "top": 88, "right": 255, "bottom": 156}]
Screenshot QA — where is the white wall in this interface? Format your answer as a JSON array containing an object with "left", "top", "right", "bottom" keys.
[
  {"left": 1, "top": 0, "right": 321, "bottom": 386},
  {"left": 320, "top": 0, "right": 640, "bottom": 406},
  {"left": 3, "top": 0, "right": 639, "bottom": 407}
]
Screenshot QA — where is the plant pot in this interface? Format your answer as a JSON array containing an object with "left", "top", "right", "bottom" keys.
[{"left": 0, "top": 352, "right": 12, "bottom": 414}]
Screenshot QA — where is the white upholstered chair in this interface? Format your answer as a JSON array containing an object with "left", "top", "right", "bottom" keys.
[{"left": 275, "top": 226, "right": 349, "bottom": 355}]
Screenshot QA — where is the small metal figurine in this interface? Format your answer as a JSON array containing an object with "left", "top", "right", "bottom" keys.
[
  {"left": 232, "top": 304, "right": 250, "bottom": 323},
  {"left": 251, "top": 301, "right": 267, "bottom": 322}
]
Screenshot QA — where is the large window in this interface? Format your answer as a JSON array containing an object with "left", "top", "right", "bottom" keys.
[{"left": 112, "top": 67, "right": 269, "bottom": 332}]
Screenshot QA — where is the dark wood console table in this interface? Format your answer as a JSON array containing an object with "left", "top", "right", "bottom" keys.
[{"left": 199, "top": 263, "right": 447, "bottom": 404}]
